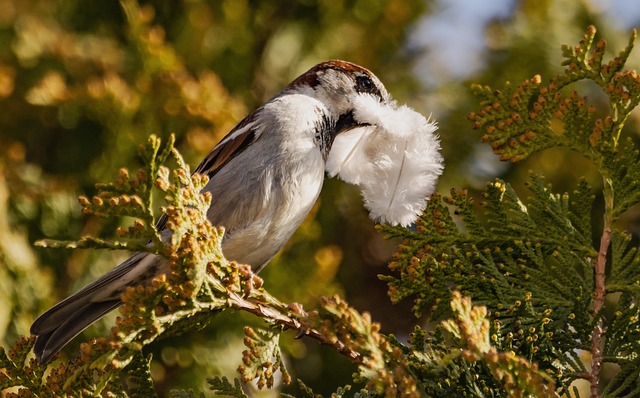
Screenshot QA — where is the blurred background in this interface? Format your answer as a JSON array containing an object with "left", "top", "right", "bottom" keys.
[{"left": 0, "top": 0, "right": 638, "bottom": 395}]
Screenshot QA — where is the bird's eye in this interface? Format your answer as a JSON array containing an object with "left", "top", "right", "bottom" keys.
[{"left": 355, "top": 74, "right": 374, "bottom": 93}]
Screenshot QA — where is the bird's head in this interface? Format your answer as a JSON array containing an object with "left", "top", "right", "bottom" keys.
[{"left": 284, "top": 60, "right": 390, "bottom": 145}]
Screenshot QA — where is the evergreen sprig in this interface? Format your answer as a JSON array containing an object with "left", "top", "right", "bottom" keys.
[
  {"left": 468, "top": 25, "right": 637, "bottom": 158},
  {"left": 380, "top": 175, "right": 594, "bottom": 390},
  {"left": 207, "top": 376, "right": 248, "bottom": 398},
  {"left": 35, "top": 134, "right": 176, "bottom": 252},
  {"left": 236, "top": 326, "right": 290, "bottom": 389},
  {"left": 126, "top": 353, "right": 157, "bottom": 398},
  {"left": 441, "top": 292, "right": 558, "bottom": 397},
  {"left": 381, "top": 175, "right": 595, "bottom": 312},
  {"left": 468, "top": 25, "right": 640, "bottom": 218},
  {"left": 381, "top": 25, "right": 640, "bottom": 397},
  {"left": 0, "top": 336, "right": 40, "bottom": 397},
  {"left": 363, "top": 292, "right": 559, "bottom": 397}
]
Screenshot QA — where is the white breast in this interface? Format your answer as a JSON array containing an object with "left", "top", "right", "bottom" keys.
[{"left": 205, "top": 94, "right": 329, "bottom": 270}]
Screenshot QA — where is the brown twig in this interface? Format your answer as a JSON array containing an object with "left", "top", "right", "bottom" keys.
[
  {"left": 593, "top": 224, "right": 610, "bottom": 315},
  {"left": 224, "top": 291, "right": 363, "bottom": 364},
  {"left": 590, "top": 179, "right": 613, "bottom": 398}
]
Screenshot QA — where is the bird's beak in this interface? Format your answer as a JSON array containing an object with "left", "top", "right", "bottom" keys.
[{"left": 331, "top": 111, "right": 368, "bottom": 145}]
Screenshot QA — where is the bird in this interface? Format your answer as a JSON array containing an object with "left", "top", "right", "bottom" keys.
[{"left": 30, "top": 60, "right": 390, "bottom": 364}]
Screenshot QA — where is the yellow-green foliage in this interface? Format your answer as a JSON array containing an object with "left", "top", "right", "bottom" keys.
[{"left": 381, "top": 26, "right": 640, "bottom": 397}]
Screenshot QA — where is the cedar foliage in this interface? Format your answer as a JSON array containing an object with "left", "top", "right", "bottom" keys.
[
  {"left": 1, "top": 22, "right": 639, "bottom": 398},
  {"left": 382, "top": 26, "right": 640, "bottom": 397}
]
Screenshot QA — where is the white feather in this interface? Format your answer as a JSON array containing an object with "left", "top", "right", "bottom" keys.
[
  {"left": 325, "top": 125, "right": 376, "bottom": 184},
  {"left": 327, "top": 94, "right": 443, "bottom": 227}
]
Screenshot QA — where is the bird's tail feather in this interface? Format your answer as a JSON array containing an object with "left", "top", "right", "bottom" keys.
[
  {"left": 32, "top": 300, "right": 121, "bottom": 364},
  {"left": 30, "top": 252, "right": 159, "bottom": 363}
]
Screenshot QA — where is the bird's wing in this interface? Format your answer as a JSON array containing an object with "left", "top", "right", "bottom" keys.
[{"left": 155, "top": 111, "right": 263, "bottom": 232}]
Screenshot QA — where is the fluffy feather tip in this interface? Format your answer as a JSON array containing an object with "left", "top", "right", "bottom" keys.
[{"left": 327, "top": 94, "right": 443, "bottom": 227}]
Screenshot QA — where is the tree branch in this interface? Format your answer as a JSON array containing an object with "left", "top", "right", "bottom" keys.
[
  {"left": 224, "top": 290, "right": 363, "bottom": 364},
  {"left": 590, "top": 178, "right": 613, "bottom": 398}
]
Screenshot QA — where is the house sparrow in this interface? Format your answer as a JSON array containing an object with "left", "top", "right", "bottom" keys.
[{"left": 30, "top": 60, "right": 390, "bottom": 364}]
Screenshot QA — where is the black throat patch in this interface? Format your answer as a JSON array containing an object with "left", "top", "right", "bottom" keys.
[
  {"left": 314, "top": 113, "right": 334, "bottom": 160},
  {"left": 314, "top": 111, "right": 363, "bottom": 161}
]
